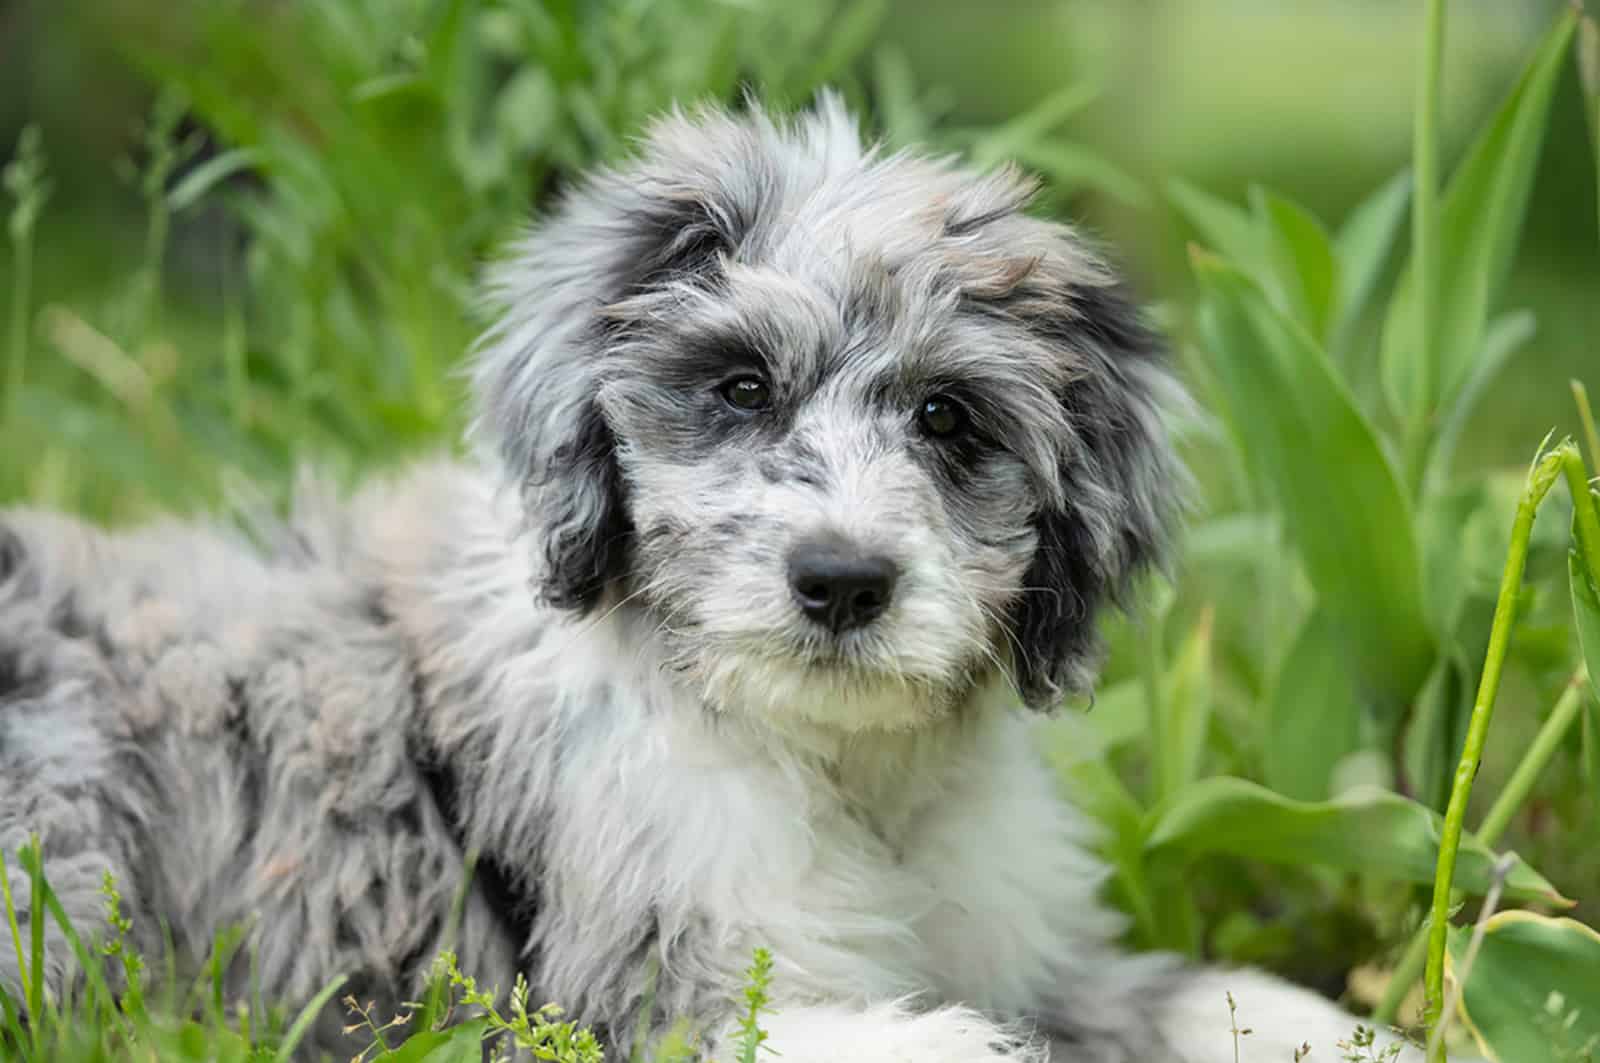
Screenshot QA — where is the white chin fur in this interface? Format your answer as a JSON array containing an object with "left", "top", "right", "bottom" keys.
[{"left": 690, "top": 648, "right": 964, "bottom": 733}]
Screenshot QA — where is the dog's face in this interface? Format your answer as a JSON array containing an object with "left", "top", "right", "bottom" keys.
[{"left": 474, "top": 97, "right": 1176, "bottom": 731}]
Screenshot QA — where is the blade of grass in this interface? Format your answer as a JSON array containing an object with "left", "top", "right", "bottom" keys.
[
  {"left": 1331, "top": 170, "right": 1411, "bottom": 359},
  {"left": 1422, "top": 441, "right": 1577, "bottom": 1059},
  {"left": 271, "top": 973, "right": 346, "bottom": 1063},
  {"left": 0, "top": 849, "right": 27, "bottom": 1008},
  {"left": 1387, "top": 8, "right": 1576, "bottom": 490},
  {"left": 27, "top": 836, "right": 46, "bottom": 1037},
  {"left": 1405, "top": 0, "right": 1447, "bottom": 495},
  {"left": 1566, "top": 445, "right": 1600, "bottom": 585},
  {"left": 1574, "top": 380, "right": 1600, "bottom": 474},
  {"left": 0, "top": 981, "right": 22, "bottom": 1054},
  {"left": 25, "top": 849, "right": 126, "bottom": 1035},
  {"left": 1580, "top": 9, "right": 1598, "bottom": 244}
]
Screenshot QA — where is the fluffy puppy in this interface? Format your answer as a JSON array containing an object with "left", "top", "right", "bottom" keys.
[{"left": 0, "top": 96, "right": 1414, "bottom": 1061}]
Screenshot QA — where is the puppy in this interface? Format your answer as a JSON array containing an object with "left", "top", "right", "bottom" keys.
[{"left": 0, "top": 96, "right": 1414, "bottom": 1061}]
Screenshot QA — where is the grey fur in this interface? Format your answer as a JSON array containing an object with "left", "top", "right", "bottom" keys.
[{"left": 1, "top": 97, "right": 1411, "bottom": 1062}]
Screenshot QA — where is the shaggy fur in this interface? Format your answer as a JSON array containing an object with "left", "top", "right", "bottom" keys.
[{"left": 0, "top": 97, "right": 1416, "bottom": 1061}]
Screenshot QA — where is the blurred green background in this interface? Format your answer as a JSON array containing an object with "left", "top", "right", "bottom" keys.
[{"left": 2, "top": 0, "right": 1593, "bottom": 510}]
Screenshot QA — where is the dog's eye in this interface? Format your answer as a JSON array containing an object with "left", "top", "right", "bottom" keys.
[
  {"left": 917, "top": 394, "right": 968, "bottom": 439},
  {"left": 719, "top": 376, "right": 772, "bottom": 412}
]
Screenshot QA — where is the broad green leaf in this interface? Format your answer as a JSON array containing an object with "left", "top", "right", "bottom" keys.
[
  {"left": 1449, "top": 912, "right": 1600, "bottom": 1063},
  {"left": 1418, "top": 482, "right": 1493, "bottom": 639},
  {"left": 1182, "top": 512, "right": 1280, "bottom": 569},
  {"left": 1156, "top": 610, "right": 1214, "bottom": 800},
  {"left": 380, "top": 1019, "right": 491, "bottom": 1062},
  {"left": 1049, "top": 679, "right": 1144, "bottom": 757},
  {"left": 1252, "top": 187, "right": 1339, "bottom": 341},
  {"left": 1145, "top": 777, "right": 1570, "bottom": 907},
  {"left": 1331, "top": 170, "right": 1411, "bottom": 356},
  {"left": 1169, "top": 178, "right": 1267, "bottom": 281},
  {"left": 1427, "top": 310, "right": 1539, "bottom": 490},
  {"left": 1192, "top": 252, "right": 1432, "bottom": 706},
  {"left": 1264, "top": 610, "right": 1364, "bottom": 802},
  {"left": 1044, "top": 712, "right": 1146, "bottom": 843},
  {"left": 1380, "top": 10, "right": 1577, "bottom": 424}
]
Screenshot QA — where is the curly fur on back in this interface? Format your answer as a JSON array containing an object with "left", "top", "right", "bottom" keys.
[{"left": 1, "top": 97, "right": 1416, "bottom": 1061}]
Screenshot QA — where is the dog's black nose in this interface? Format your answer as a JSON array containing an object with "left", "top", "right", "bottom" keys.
[{"left": 787, "top": 542, "right": 898, "bottom": 633}]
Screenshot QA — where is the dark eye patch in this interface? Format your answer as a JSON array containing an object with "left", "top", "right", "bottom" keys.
[{"left": 640, "top": 329, "right": 773, "bottom": 393}]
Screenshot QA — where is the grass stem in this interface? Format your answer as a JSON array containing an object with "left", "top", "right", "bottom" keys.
[
  {"left": 1479, "top": 672, "right": 1588, "bottom": 846},
  {"left": 1422, "top": 443, "right": 1568, "bottom": 1060},
  {"left": 6, "top": 229, "right": 29, "bottom": 422},
  {"left": 1406, "top": 0, "right": 1448, "bottom": 496},
  {"left": 1375, "top": 668, "right": 1588, "bottom": 1025}
]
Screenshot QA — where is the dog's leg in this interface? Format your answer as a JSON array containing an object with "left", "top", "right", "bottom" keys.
[
  {"left": 714, "top": 1000, "right": 1047, "bottom": 1063},
  {"left": 1148, "top": 967, "right": 1424, "bottom": 1063}
]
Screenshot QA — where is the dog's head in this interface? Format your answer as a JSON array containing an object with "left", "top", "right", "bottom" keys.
[{"left": 473, "top": 96, "right": 1179, "bottom": 731}]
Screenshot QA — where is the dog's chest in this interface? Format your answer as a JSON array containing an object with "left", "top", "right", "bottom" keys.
[{"left": 546, "top": 698, "right": 1077, "bottom": 1011}]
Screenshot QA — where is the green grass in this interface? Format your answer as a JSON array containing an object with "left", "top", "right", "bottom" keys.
[{"left": 4, "top": 1, "right": 1600, "bottom": 1060}]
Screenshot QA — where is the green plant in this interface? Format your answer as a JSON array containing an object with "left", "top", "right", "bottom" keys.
[
  {"left": 431, "top": 952, "right": 602, "bottom": 1063},
  {"left": 1126, "top": 3, "right": 1600, "bottom": 1057},
  {"left": 0, "top": 842, "right": 794, "bottom": 1063},
  {"left": 3, "top": 124, "right": 51, "bottom": 424},
  {"left": 732, "top": 947, "right": 773, "bottom": 1063}
]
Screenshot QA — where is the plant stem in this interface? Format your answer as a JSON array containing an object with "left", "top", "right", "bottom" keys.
[
  {"left": 1407, "top": 0, "right": 1448, "bottom": 496},
  {"left": 1374, "top": 669, "right": 1587, "bottom": 1025},
  {"left": 1579, "top": 11, "right": 1599, "bottom": 250},
  {"left": 1141, "top": 600, "right": 1167, "bottom": 804},
  {"left": 1427, "top": 854, "right": 1514, "bottom": 1062},
  {"left": 5, "top": 227, "right": 27, "bottom": 423},
  {"left": 1422, "top": 444, "right": 1567, "bottom": 1060},
  {"left": 1478, "top": 672, "right": 1587, "bottom": 844}
]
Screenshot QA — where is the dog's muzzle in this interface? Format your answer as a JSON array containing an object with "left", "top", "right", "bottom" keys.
[{"left": 786, "top": 539, "right": 899, "bottom": 634}]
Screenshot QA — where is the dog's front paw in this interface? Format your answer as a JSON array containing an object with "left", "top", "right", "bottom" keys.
[
  {"left": 1159, "top": 970, "right": 1424, "bottom": 1063},
  {"left": 742, "top": 1001, "right": 1046, "bottom": 1063}
]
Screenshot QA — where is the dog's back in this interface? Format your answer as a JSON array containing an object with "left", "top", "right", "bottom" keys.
[{"left": 0, "top": 487, "right": 524, "bottom": 1042}]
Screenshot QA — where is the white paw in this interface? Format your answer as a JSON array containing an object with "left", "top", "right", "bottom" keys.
[
  {"left": 1160, "top": 969, "right": 1423, "bottom": 1063},
  {"left": 741, "top": 1000, "right": 1045, "bottom": 1063}
]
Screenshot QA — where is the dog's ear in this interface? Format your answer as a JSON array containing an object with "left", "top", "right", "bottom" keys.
[
  {"left": 1002, "top": 270, "right": 1181, "bottom": 708},
  {"left": 471, "top": 109, "right": 761, "bottom": 613}
]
